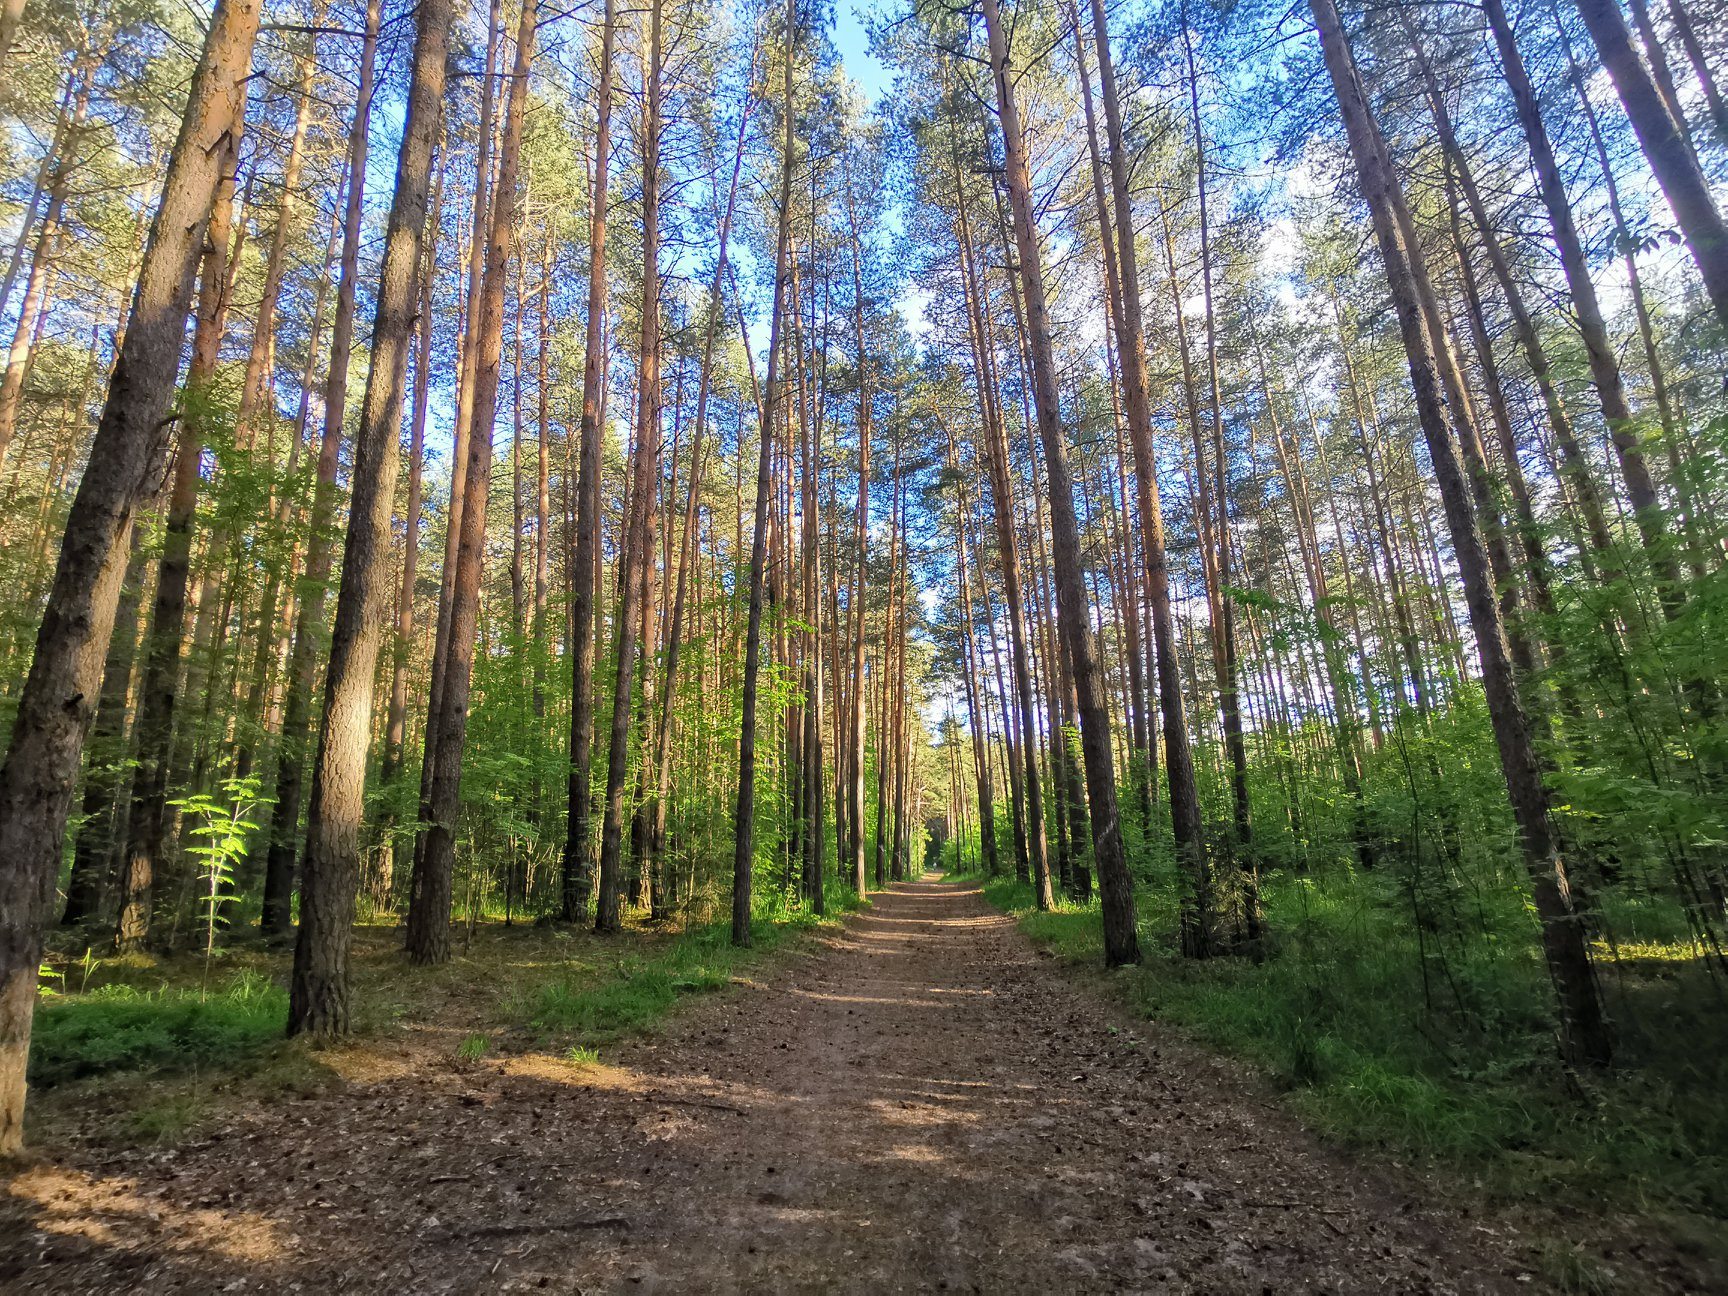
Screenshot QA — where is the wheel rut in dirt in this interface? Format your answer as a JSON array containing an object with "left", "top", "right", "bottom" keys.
[{"left": 3, "top": 878, "right": 1529, "bottom": 1292}]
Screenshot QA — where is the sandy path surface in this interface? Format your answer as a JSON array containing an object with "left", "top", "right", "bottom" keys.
[{"left": 2, "top": 878, "right": 1537, "bottom": 1293}]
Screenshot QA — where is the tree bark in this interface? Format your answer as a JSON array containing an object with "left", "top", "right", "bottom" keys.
[
  {"left": 1310, "top": 0, "right": 1610, "bottom": 1066},
  {"left": 286, "top": 0, "right": 452, "bottom": 1035},
  {"left": 981, "top": 0, "right": 1137, "bottom": 967},
  {"left": 1484, "top": 0, "right": 1681, "bottom": 617},
  {"left": 1087, "top": 0, "right": 1210, "bottom": 956},
  {"left": 732, "top": 0, "right": 798, "bottom": 947},
  {"left": 0, "top": 0, "right": 262, "bottom": 1156},
  {"left": 406, "top": 0, "right": 537, "bottom": 965},
  {"left": 115, "top": 120, "right": 245, "bottom": 952},
  {"left": 262, "top": 0, "right": 381, "bottom": 935},
  {"left": 596, "top": 0, "right": 664, "bottom": 933},
  {"left": 1573, "top": 0, "right": 1728, "bottom": 334},
  {"left": 562, "top": 0, "right": 618, "bottom": 924}
]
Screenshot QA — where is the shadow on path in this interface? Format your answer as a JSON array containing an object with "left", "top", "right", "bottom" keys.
[{"left": 2, "top": 877, "right": 1534, "bottom": 1293}]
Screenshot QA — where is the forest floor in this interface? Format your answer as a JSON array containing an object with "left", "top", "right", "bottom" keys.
[{"left": 0, "top": 876, "right": 1708, "bottom": 1293}]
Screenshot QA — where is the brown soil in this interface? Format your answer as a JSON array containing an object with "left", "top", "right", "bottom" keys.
[{"left": 1, "top": 878, "right": 1580, "bottom": 1292}]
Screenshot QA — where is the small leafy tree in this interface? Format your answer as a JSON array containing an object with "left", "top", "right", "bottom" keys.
[{"left": 170, "top": 776, "right": 269, "bottom": 979}]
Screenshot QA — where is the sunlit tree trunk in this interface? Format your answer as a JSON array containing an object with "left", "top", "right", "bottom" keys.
[
  {"left": 0, "top": 0, "right": 262, "bottom": 1156},
  {"left": 982, "top": 0, "right": 1137, "bottom": 966},
  {"left": 61, "top": 528, "right": 150, "bottom": 926},
  {"left": 1311, "top": 0, "right": 1609, "bottom": 1066},
  {"left": 288, "top": 0, "right": 453, "bottom": 1035},
  {"left": 261, "top": 0, "right": 380, "bottom": 936},
  {"left": 407, "top": 0, "right": 537, "bottom": 965},
  {"left": 419, "top": 0, "right": 504, "bottom": 871},
  {"left": 1087, "top": 0, "right": 1209, "bottom": 956},
  {"left": 1575, "top": 0, "right": 1728, "bottom": 345},
  {"left": 114, "top": 121, "right": 245, "bottom": 952},
  {"left": 562, "top": 0, "right": 617, "bottom": 924},
  {"left": 732, "top": 0, "right": 799, "bottom": 946},
  {"left": 597, "top": 0, "right": 664, "bottom": 933}
]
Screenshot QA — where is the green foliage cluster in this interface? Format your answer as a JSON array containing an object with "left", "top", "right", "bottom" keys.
[
  {"left": 520, "top": 887, "right": 866, "bottom": 1043},
  {"left": 27, "top": 970, "right": 287, "bottom": 1088},
  {"left": 960, "top": 867, "right": 1728, "bottom": 1228}
]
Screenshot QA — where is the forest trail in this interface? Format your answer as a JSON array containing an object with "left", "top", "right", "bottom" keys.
[{"left": 3, "top": 880, "right": 1534, "bottom": 1293}]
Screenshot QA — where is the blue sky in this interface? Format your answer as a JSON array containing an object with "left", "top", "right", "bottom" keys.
[{"left": 832, "top": 0, "right": 892, "bottom": 106}]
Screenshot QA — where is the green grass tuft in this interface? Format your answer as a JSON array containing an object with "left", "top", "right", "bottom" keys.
[
  {"left": 520, "top": 890, "right": 861, "bottom": 1043},
  {"left": 28, "top": 970, "right": 287, "bottom": 1087}
]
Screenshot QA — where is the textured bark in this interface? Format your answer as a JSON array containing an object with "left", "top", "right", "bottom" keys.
[
  {"left": 1087, "top": 0, "right": 1210, "bottom": 956},
  {"left": 561, "top": 0, "right": 617, "bottom": 924},
  {"left": 61, "top": 528, "right": 150, "bottom": 926},
  {"left": 262, "top": 0, "right": 380, "bottom": 936},
  {"left": 1552, "top": 8, "right": 1697, "bottom": 576},
  {"left": 732, "top": 0, "right": 797, "bottom": 947},
  {"left": 1072, "top": 19, "right": 1153, "bottom": 835},
  {"left": 948, "top": 131, "right": 1047, "bottom": 896},
  {"left": 115, "top": 123, "right": 244, "bottom": 952},
  {"left": 419, "top": 0, "right": 503, "bottom": 864},
  {"left": 1311, "top": 0, "right": 1609, "bottom": 1066},
  {"left": 1483, "top": 0, "right": 1681, "bottom": 618},
  {"left": 406, "top": 0, "right": 536, "bottom": 966},
  {"left": 982, "top": 0, "right": 1137, "bottom": 967},
  {"left": 596, "top": 0, "right": 664, "bottom": 934},
  {"left": 285, "top": 0, "right": 452, "bottom": 1037},
  {"left": 0, "top": 0, "right": 261, "bottom": 1157}
]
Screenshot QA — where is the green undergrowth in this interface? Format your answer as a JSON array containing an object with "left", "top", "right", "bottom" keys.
[
  {"left": 28, "top": 970, "right": 288, "bottom": 1088},
  {"left": 30, "top": 884, "right": 866, "bottom": 1113},
  {"left": 516, "top": 888, "right": 865, "bottom": 1045},
  {"left": 961, "top": 867, "right": 1728, "bottom": 1247}
]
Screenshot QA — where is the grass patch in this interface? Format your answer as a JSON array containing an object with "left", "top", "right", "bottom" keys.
[
  {"left": 28, "top": 970, "right": 287, "bottom": 1087},
  {"left": 962, "top": 866, "right": 1728, "bottom": 1238},
  {"left": 518, "top": 888, "right": 864, "bottom": 1045}
]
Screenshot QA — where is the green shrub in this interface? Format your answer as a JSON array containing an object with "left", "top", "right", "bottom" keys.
[{"left": 29, "top": 971, "right": 286, "bottom": 1087}]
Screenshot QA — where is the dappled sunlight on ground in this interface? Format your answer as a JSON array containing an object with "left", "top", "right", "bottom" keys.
[
  {"left": 8, "top": 1164, "right": 286, "bottom": 1266},
  {"left": 1, "top": 878, "right": 1608, "bottom": 1292}
]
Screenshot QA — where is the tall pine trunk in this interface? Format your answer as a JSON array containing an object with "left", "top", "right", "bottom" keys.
[
  {"left": 981, "top": 0, "right": 1137, "bottom": 967},
  {"left": 732, "top": 0, "right": 799, "bottom": 947},
  {"left": 261, "top": 0, "right": 381, "bottom": 935},
  {"left": 1087, "top": 0, "right": 1211, "bottom": 956},
  {"left": 406, "top": 0, "right": 537, "bottom": 965},
  {"left": 286, "top": 0, "right": 452, "bottom": 1036},
  {"left": 596, "top": 0, "right": 664, "bottom": 933},
  {"left": 1310, "top": 0, "right": 1609, "bottom": 1066},
  {"left": 0, "top": 0, "right": 262, "bottom": 1156},
  {"left": 562, "top": 0, "right": 618, "bottom": 924}
]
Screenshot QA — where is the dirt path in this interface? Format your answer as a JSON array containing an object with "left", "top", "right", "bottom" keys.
[{"left": 4, "top": 878, "right": 1540, "bottom": 1293}]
